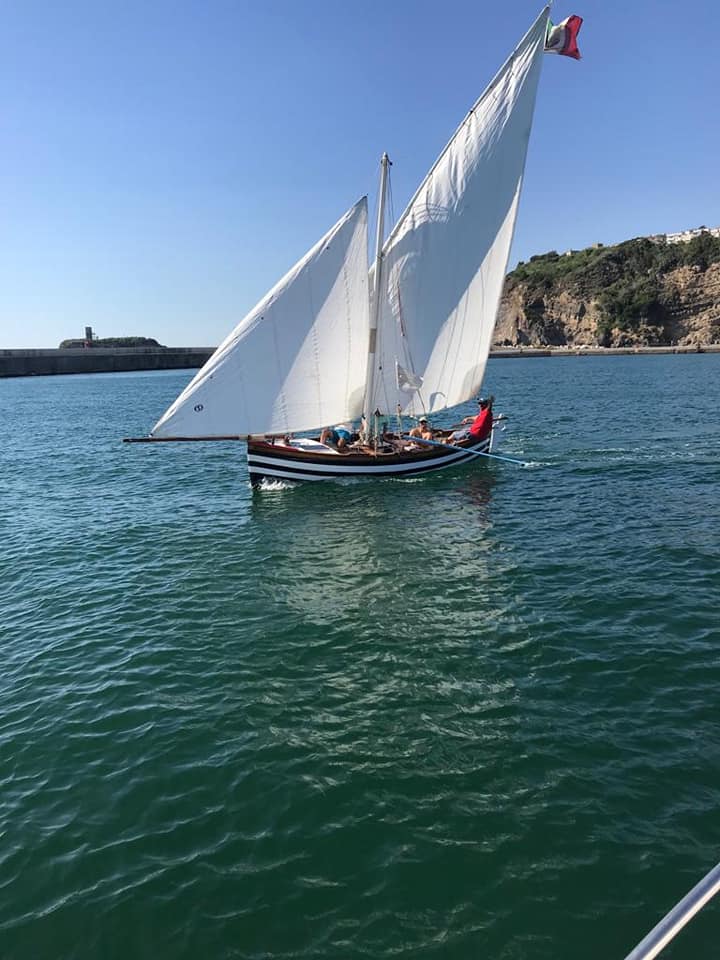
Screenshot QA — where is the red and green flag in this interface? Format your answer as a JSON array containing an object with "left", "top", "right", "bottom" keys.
[{"left": 545, "top": 15, "right": 583, "bottom": 60}]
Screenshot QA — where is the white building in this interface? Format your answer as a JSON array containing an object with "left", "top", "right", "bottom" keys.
[{"left": 651, "top": 225, "right": 720, "bottom": 245}]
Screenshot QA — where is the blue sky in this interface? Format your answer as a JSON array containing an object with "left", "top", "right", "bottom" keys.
[{"left": 2, "top": 0, "right": 718, "bottom": 349}]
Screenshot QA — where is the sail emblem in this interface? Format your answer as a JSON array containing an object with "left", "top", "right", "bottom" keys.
[{"left": 396, "top": 361, "right": 423, "bottom": 393}]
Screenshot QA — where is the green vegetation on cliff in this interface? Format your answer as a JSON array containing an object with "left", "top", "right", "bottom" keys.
[
  {"left": 59, "top": 336, "right": 164, "bottom": 349},
  {"left": 507, "top": 232, "right": 720, "bottom": 345}
]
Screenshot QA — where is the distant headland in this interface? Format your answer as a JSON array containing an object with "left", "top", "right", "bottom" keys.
[{"left": 58, "top": 334, "right": 164, "bottom": 350}]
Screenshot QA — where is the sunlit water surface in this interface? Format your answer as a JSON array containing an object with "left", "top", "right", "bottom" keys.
[{"left": 2, "top": 355, "right": 719, "bottom": 959}]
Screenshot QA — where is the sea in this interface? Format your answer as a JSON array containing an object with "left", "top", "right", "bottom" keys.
[{"left": 2, "top": 354, "right": 719, "bottom": 960}]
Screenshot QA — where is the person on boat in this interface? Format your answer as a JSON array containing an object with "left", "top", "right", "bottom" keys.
[
  {"left": 408, "top": 416, "right": 434, "bottom": 441},
  {"left": 320, "top": 424, "right": 353, "bottom": 450},
  {"left": 445, "top": 396, "right": 494, "bottom": 443}
]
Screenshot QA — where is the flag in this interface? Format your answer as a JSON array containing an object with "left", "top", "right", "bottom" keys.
[
  {"left": 396, "top": 361, "right": 423, "bottom": 393},
  {"left": 545, "top": 15, "right": 583, "bottom": 60}
]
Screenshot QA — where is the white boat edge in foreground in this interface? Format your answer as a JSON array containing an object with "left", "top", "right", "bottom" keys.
[{"left": 622, "top": 860, "right": 720, "bottom": 960}]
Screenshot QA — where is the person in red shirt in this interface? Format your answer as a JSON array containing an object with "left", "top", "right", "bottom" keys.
[
  {"left": 446, "top": 396, "right": 494, "bottom": 443},
  {"left": 467, "top": 396, "right": 494, "bottom": 440}
]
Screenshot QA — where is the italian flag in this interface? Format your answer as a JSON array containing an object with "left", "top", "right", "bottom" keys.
[{"left": 545, "top": 15, "right": 583, "bottom": 60}]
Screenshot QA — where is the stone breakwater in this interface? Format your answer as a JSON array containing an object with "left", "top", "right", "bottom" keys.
[
  {"left": 2, "top": 344, "right": 720, "bottom": 379},
  {"left": 0, "top": 347, "right": 214, "bottom": 378}
]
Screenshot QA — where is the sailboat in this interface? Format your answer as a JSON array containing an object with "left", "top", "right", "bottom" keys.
[{"left": 126, "top": 7, "right": 558, "bottom": 486}]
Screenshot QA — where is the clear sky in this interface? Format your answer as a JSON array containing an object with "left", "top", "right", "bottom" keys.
[{"left": 2, "top": 0, "right": 718, "bottom": 349}]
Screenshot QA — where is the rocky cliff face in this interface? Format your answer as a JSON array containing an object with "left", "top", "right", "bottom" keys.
[
  {"left": 661, "top": 263, "right": 720, "bottom": 345},
  {"left": 494, "top": 244, "right": 720, "bottom": 348}
]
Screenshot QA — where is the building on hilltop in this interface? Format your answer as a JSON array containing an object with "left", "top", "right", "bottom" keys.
[{"left": 649, "top": 225, "right": 720, "bottom": 245}]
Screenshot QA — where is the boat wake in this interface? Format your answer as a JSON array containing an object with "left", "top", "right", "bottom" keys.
[{"left": 255, "top": 478, "right": 296, "bottom": 492}]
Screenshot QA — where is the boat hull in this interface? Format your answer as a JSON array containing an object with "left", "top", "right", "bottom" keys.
[{"left": 247, "top": 434, "right": 493, "bottom": 486}]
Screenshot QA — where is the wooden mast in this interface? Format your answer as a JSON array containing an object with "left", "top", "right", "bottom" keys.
[{"left": 363, "top": 152, "right": 390, "bottom": 432}]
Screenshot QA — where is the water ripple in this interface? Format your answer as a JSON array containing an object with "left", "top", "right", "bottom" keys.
[{"left": 2, "top": 360, "right": 720, "bottom": 959}]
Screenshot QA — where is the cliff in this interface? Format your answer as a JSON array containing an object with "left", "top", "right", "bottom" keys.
[{"left": 495, "top": 233, "right": 720, "bottom": 348}]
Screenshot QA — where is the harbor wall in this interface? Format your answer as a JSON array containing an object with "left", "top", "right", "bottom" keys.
[
  {"left": 488, "top": 345, "right": 720, "bottom": 358},
  {"left": 0, "top": 347, "right": 215, "bottom": 378},
  {"left": 2, "top": 344, "right": 719, "bottom": 379}
]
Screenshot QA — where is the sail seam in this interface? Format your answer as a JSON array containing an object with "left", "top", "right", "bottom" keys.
[
  {"left": 269, "top": 308, "right": 289, "bottom": 433},
  {"left": 306, "top": 252, "right": 322, "bottom": 431},
  {"left": 341, "top": 251, "right": 352, "bottom": 420}
]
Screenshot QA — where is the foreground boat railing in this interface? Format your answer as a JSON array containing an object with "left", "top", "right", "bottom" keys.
[{"left": 622, "top": 860, "right": 720, "bottom": 960}]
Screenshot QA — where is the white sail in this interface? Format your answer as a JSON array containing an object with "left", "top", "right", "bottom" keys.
[
  {"left": 369, "top": 7, "right": 550, "bottom": 415},
  {"left": 152, "top": 198, "right": 370, "bottom": 438}
]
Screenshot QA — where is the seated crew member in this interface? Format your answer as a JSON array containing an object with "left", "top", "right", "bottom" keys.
[
  {"left": 446, "top": 396, "right": 494, "bottom": 443},
  {"left": 408, "top": 416, "right": 434, "bottom": 441},
  {"left": 320, "top": 424, "right": 353, "bottom": 450}
]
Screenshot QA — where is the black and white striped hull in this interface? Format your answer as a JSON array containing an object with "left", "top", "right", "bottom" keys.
[{"left": 247, "top": 435, "right": 493, "bottom": 486}]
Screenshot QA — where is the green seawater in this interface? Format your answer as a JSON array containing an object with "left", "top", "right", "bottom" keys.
[{"left": 2, "top": 355, "right": 719, "bottom": 960}]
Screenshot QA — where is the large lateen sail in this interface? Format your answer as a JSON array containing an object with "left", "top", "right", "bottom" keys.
[
  {"left": 369, "top": 7, "right": 550, "bottom": 415},
  {"left": 152, "top": 197, "right": 370, "bottom": 438}
]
